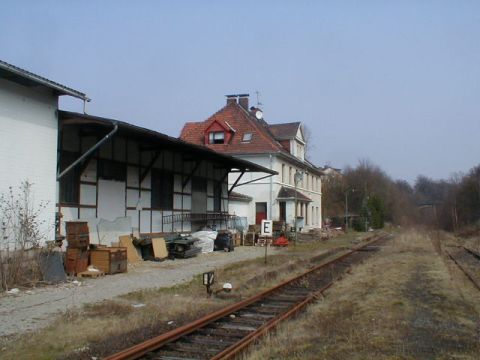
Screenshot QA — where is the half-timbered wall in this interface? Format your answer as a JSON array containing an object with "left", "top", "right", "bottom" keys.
[{"left": 57, "top": 125, "right": 229, "bottom": 239}]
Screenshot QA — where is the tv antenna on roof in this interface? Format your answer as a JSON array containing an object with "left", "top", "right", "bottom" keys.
[{"left": 255, "top": 90, "right": 263, "bottom": 108}]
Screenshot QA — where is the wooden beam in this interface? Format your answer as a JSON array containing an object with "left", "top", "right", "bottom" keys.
[
  {"left": 182, "top": 160, "right": 202, "bottom": 189},
  {"left": 228, "top": 171, "right": 245, "bottom": 195},
  {"left": 139, "top": 151, "right": 160, "bottom": 184}
]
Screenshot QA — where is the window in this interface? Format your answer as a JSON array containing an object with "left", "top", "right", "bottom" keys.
[
  {"left": 209, "top": 131, "right": 225, "bottom": 144},
  {"left": 281, "top": 164, "right": 285, "bottom": 183},
  {"left": 151, "top": 169, "right": 173, "bottom": 210},
  {"left": 289, "top": 167, "right": 293, "bottom": 185},
  {"left": 59, "top": 152, "right": 80, "bottom": 204},
  {"left": 242, "top": 133, "right": 252, "bottom": 142}
]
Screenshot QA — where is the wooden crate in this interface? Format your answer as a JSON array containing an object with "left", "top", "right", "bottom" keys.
[
  {"left": 65, "top": 221, "right": 89, "bottom": 234},
  {"left": 65, "top": 221, "right": 90, "bottom": 249},
  {"left": 90, "top": 247, "right": 127, "bottom": 275},
  {"left": 65, "top": 248, "right": 89, "bottom": 275}
]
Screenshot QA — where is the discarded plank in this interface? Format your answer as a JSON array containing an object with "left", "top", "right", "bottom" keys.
[
  {"left": 119, "top": 235, "right": 142, "bottom": 263},
  {"left": 152, "top": 238, "right": 169, "bottom": 259}
]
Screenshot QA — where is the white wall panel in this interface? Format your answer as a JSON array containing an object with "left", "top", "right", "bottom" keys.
[
  {"left": 140, "top": 190, "right": 151, "bottom": 209},
  {"left": 126, "top": 189, "right": 139, "bottom": 208},
  {"left": 127, "top": 210, "right": 138, "bottom": 229},
  {"left": 151, "top": 211, "right": 163, "bottom": 232},
  {"left": 79, "top": 207, "right": 96, "bottom": 220},
  {"left": 97, "top": 180, "right": 126, "bottom": 221},
  {"left": 183, "top": 195, "right": 192, "bottom": 210},
  {"left": 80, "top": 184, "right": 96, "bottom": 206},
  {"left": 140, "top": 210, "right": 151, "bottom": 233},
  {"left": 174, "top": 194, "right": 182, "bottom": 210}
]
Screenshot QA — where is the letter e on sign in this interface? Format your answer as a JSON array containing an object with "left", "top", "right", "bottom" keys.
[{"left": 261, "top": 220, "right": 273, "bottom": 237}]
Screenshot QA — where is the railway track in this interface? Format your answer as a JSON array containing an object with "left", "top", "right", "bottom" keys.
[
  {"left": 446, "top": 246, "right": 480, "bottom": 291},
  {"left": 105, "top": 233, "right": 392, "bottom": 360}
]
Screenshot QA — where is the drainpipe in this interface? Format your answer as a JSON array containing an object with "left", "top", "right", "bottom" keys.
[
  {"left": 269, "top": 154, "right": 273, "bottom": 220},
  {"left": 57, "top": 122, "right": 118, "bottom": 180}
]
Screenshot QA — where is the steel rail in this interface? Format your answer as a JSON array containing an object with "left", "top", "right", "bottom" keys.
[
  {"left": 447, "top": 249, "right": 480, "bottom": 291},
  {"left": 104, "top": 233, "right": 390, "bottom": 360}
]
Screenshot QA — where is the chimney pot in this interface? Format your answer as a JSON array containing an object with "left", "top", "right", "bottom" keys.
[
  {"left": 238, "top": 94, "right": 249, "bottom": 110},
  {"left": 226, "top": 95, "right": 237, "bottom": 105}
]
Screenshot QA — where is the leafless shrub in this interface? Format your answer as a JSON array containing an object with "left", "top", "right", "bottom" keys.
[{"left": 0, "top": 180, "right": 49, "bottom": 290}]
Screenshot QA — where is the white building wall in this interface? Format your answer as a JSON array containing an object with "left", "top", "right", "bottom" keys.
[
  {"left": 229, "top": 200, "right": 250, "bottom": 219},
  {"left": 0, "top": 79, "right": 58, "bottom": 243},
  {"left": 229, "top": 154, "right": 322, "bottom": 231}
]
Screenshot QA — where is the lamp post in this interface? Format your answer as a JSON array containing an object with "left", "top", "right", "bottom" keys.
[
  {"left": 345, "top": 188, "right": 354, "bottom": 232},
  {"left": 294, "top": 170, "right": 304, "bottom": 246}
]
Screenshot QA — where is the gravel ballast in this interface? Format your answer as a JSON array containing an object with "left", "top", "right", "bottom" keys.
[{"left": 0, "top": 247, "right": 279, "bottom": 338}]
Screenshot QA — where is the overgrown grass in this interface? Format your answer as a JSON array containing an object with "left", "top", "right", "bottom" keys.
[
  {"left": 243, "top": 229, "right": 480, "bottom": 360},
  {"left": 0, "top": 232, "right": 370, "bottom": 360}
]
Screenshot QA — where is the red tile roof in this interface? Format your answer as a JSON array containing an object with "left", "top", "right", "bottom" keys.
[
  {"left": 277, "top": 186, "right": 312, "bottom": 202},
  {"left": 268, "top": 122, "right": 301, "bottom": 140},
  {"left": 229, "top": 191, "right": 253, "bottom": 202},
  {"left": 179, "top": 100, "right": 324, "bottom": 176},
  {"left": 180, "top": 102, "right": 285, "bottom": 154}
]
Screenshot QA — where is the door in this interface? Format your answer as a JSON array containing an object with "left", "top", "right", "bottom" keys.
[
  {"left": 279, "top": 201, "right": 286, "bottom": 222},
  {"left": 255, "top": 202, "right": 267, "bottom": 224}
]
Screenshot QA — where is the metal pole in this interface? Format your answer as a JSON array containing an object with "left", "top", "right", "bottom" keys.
[
  {"left": 264, "top": 236, "right": 268, "bottom": 264},
  {"left": 345, "top": 191, "right": 348, "bottom": 232},
  {"left": 294, "top": 179, "right": 298, "bottom": 247}
]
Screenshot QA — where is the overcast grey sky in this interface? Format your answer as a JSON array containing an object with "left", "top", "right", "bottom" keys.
[{"left": 1, "top": 1, "right": 479, "bottom": 183}]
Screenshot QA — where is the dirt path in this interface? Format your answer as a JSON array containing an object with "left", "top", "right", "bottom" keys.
[
  {"left": 0, "top": 246, "right": 278, "bottom": 339},
  {"left": 244, "top": 230, "right": 480, "bottom": 359}
]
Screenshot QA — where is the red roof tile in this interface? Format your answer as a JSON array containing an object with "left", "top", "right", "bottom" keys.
[
  {"left": 180, "top": 102, "right": 285, "bottom": 155},
  {"left": 268, "top": 122, "right": 300, "bottom": 140}
]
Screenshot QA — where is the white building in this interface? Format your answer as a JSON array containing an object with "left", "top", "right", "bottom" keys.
[
  {"left": 57, "top": 111, "right": 274, "bottom": 242},
  {"left": 0, "top": 60, "right": 274, "bottom": 246},
  {"left": 0, "top": 60, "right": 88, "bottom": 243},
  {"left": 180, "top": 94, "right": 324, "bottom": 231}
]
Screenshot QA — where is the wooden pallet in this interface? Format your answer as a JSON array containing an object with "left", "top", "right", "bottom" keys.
[{"left": 77, "top": 270, "right": 105, "bottom": 278}]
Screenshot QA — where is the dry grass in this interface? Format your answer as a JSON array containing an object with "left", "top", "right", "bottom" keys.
[
  {"left": 0, "top": 232, "right": 371, "bottom": 360},
  {"left": 243, "top": 229, "right": 480, "bottom": 360}
]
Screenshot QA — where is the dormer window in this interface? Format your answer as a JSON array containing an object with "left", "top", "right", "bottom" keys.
[
  {"left": 242, "top": 133, "right": 252, "bottom": 142},
  {"left": 209, "top": 131, "right": 225, "bottom": 144}
]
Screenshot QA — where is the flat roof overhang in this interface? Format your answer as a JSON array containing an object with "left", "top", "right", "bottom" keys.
[{"left": 59, "top": 111, "right": 277, "bottom": 177}]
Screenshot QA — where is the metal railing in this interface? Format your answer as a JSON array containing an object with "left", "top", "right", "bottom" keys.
[{"left": 162, "top": 212, "right": 238, "bottom": 225}]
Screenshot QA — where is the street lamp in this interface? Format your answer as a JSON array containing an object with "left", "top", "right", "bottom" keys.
[
  {"left": 294, "top": 170, "right": 304, "bottom": 246},
  {"left": 345, "top": 188, "right": 355, "bottom": 232}
]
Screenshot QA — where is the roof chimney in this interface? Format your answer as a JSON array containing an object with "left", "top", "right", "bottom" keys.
[
  {"left": 226, "top": 94, "right": 237, "bottom": 105},
  {"left": 238, "top": 94, "right": 249, "bottom": 110}
]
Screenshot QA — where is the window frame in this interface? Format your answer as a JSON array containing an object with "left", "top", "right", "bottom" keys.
[{"left": 209, "top": 131, "right": 225, "bottom": 144}]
